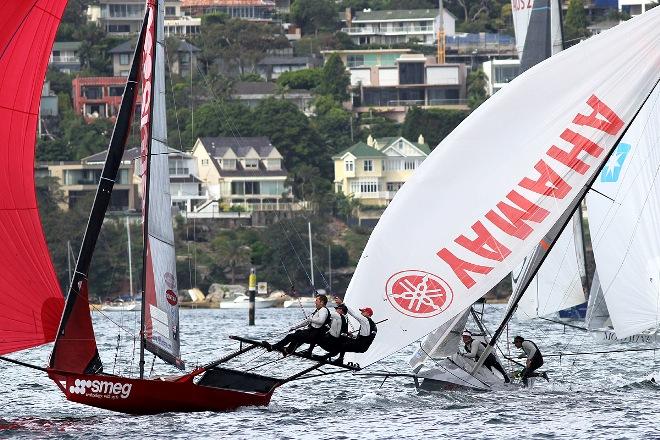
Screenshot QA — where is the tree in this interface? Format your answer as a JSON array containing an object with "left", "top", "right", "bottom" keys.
[
  {"left": 212, "top": 233, "right": 252, "bottom": 284},
  {"left": 317, "top": 53, "right": 350, "bottom": 102},
  {"left": 194, "top": 18, "right": 289, "bottom": 76},
  {"left": 564, "top": 0, "right": 589, "bottom": 46},
  {"left": 467, "top": 69, "right": 488, "bottom": 109},
  {"left": 277, "top": 68, "right": 323, "bottom": 90},
  {"left": 311, "top": 95, "right": 354, "bottom": 154},
  {"left": 291, "top": 0, "right": 338, "bottom": 34},
  {"left": 402, "top": 107, "right": 468, "bottom": 148}
]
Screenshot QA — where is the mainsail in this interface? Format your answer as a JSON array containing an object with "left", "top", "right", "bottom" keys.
[
  {"left": 343, "top": 9, "right": 660, "bottom": 368},
  {"left": 585, "top": 270, "right": 610, "bottom": 330},
  {"left": 140, "top": 0, "right": 183, "bottom": 369},
  {"left": 585, "top": 83, "right": 660, "bottom": 338},
  {"left": 0, "top": 0, "right": 67, "bottom": 355}
]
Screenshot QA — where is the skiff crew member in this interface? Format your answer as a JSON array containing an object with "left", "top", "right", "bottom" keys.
[
  {"left": 333, "top": 296, "right": 378, "bottom": 362},
  {"left": 461, "top": 331, "right": 510, "bottom": 383},
  {"left": 265, "top": 293, "right": 331, "bottom": 355},
  {"left": 318, "top": 303, "right": 349, "bottom": 361},
  {"left": 513, "top": 335, "right": 549, "bottom": 386}
]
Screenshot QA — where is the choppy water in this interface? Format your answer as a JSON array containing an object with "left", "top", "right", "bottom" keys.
[{"left": 1, "top": 305, "right": 659, "bottom": 439}]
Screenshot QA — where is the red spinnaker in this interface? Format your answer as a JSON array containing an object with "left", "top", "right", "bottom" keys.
[{"left": 0, "top": 0, "right": 68, "bottom": 355}]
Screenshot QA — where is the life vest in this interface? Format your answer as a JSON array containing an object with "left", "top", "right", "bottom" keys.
[
  {"left": 309, "top": 307, "right": 332, "bottom": 331},
  {"left": 361, "top": 317, "right": 377, "bottom": 344},
  {"left": 340, "top": 315, "right": 348, "bottom": 335},
  {"left": 526, "top": 339, "right": 544, "bottom": 363}
]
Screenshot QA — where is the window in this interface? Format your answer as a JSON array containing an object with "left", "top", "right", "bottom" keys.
[
  {"left": 399, "top": 62, "right": 425, "bottom": 85},
  {"left": 119, "top": 54, "right": 129, "bottom": 65},
  {"left": 231, "top": 181, "right": 244, "bottom": 195},
  {"left": 383, "top": 159, "right": 403, "bottom": 171},
  {"left": 81, "top": 86, "right": 102, "bottom": 99},
  {"left": 404, "top": 160, "right": 417, "bottom": 170},
  {"left": 107, "top": 24, "right": 131, "bottom": 33},
  {"left": 386, "top": 182, "right": 404, "bottom": 192},
  {"left": 345, "top": 160, "right": 354, "bottom": 172},
  {"left": 245, "top": 181, "right": 260, "bottom": 195},
  {"left": 119, "top": 70, "right": 129, "bottom": 77},
  {"left": 165, "top": 6, "right": 176, "bottom": 16},
  {"left": 363, "top": 160, "right": 373, "bottom": 172},
  {"left": 350, "top": 180, "right": 379, "bottom": 194},
  {"left": 109, "top": 86, "right": 123, "bottom": 97},
  {"left": 244, "top": 159, "right": 258, "bottom": 169},
  {"left": 201, "top": 159, "right": 209, "bottom": 166},
  {"left": 222, "top": 159, "right": 236, "bottom": 169}
]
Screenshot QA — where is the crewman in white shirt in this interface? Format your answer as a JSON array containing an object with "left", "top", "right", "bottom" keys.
[
  {"left": 461, "top": 331, "right": 510, "bottom": 383},
  {"left": 513, "top": 335, "right": 549, "bottom": 386}
]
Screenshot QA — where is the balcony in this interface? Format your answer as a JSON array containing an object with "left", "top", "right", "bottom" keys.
[
  {"left": 52, "top": 55, "right": 80, "bottom": 63},
  {"left": 341, "top": 25, "right": 434, "bottom": 35}
]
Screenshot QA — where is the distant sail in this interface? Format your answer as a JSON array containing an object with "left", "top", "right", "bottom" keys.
[
  {"left": 140, "top": 1, "right": 183, "bottom": 369},
  {"left": 0, "top": 0, "right": 67, "bottom": 355},
  {"left": 585, "top": 270, "right": 610, "bottom": 330},
  {"left": 515, "top": 0, "right": 563, "bottom": 70},
  {"left": 511, "top": 217, "right": 585, "bottom": 320},
  {"left": 344, "top": 9, "right": 660, "bottom": 368},
  {"left": 585, "top": 83, "right": 660, "bottom": 338}
]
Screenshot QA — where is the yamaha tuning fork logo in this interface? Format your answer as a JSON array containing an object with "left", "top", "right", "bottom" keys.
[
  {"left": 385, "top": 270, "right": 453, "bottom": 318},
  {"left": 68, "top": 378, "right": 133, "bottom": 399}
]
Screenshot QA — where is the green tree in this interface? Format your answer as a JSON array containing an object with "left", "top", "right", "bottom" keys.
[
  {"left": 317, "top": 53, "right": 350, "bottom": 102},
  {"left": 402, "top": 107, "right": 468, "bottom": 148},
  {"left": 291, "top": 0, "right": 339, "bottom": 34},
  {"left": 277, "top": 68, "right": 323, "bottom": 90},
  {"left": 467, "top": 69, "right": 488, "bottom": 109},
  {"left": 194, "top": 17, "right": 289, "bottom": 75},
  {"left": 564, "top": 0, "right": 589, "bottom": 46},
  {"left": 311, "top": 95, "right": 354, "bottom": 154},
  {"left": 211, "top": 233, "right": 252, "bottom": 284}
]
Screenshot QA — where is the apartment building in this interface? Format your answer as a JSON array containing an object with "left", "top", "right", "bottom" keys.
[
  {"left": 88, "top": 0, "right": 182, "bottom": 35},
  {"left": 109, "top": 39, "right": 199, "bottom": 77},
  {"left": 181, "top": 0, "right": 276, "bottom": 21},
  {"left": 50, "top": 42, "right": 82, "bottom": 73},
  {"left": 72, "top": 77, "right": 142, "bottom": 120},
  {"left": 341, "top": 8, "right": 456, "bottom": 46},
  {"left": 482, "top": 59, "right": 521, "bottom": 95}
]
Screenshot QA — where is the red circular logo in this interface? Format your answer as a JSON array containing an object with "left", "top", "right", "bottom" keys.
[
  {"left": 385, "top": 270, "right": 453, "bottom": 318},
  {"left": 166, "top": 289, "right": 178, "bottom": 305}
]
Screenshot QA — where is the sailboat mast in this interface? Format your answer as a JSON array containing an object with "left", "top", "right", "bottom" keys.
[
  {"left": 472, "top": 76, "right": 660, "bottom": 373},
  {"left": 127, "top": 216, "right": 134, "bottom": 297},
  {"left": 139, "top": 0, "right": 159, "bottom": 380},
  {"left": 308, "top": 221, "right": 314, "bottom": 288}
]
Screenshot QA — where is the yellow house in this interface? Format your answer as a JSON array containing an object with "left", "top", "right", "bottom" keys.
[{"left": 333, "top": 135, "right": 430, "bottom": 207}]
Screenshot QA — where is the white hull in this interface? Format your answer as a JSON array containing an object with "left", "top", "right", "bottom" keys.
[
  {"left": 100, "top": 301, "right": 138, "bottom": 312},
  {"left": 416, "top": 354, "right": 511, "bottom": 391},
  {"left": 591, "top": 328, "right": 660, "bottom": 344},
  {"left": 219, "top": 296, "right": 277, "bottom": 309},
  {"left": 283, "top": 297, "right": 316, "bottom": 308}
]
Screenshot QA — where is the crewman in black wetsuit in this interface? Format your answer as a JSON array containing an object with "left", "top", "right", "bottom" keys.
[
  {"left": 461, "top": 331, "right": 510, "bottom": 383},
  {"left": 264, "top": 294, "right": 331, "bottom": 355},
  {"left": 318, "top": 303, "right": 349, "bottom": 361},
  {"left": 513, "top": 335, "right": 549, "bottom": 386},
  {"left": 332, "top": 297, "right": 377, "bottom": 363}
]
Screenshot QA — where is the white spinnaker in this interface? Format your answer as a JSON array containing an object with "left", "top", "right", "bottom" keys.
[
  {"left": 343, "top": 9, "right": 660, "bottom": 368},
  {"left": 408, "top": 308, "right": 470, "bottom": 371},
  {"left": 585, "top": 84, "right": 660, "bottom": 338},
  {"left": 142, "top": 0, "right": 182, "bottom": 366},
  {"left": 511, "top": 218, "right": 585, "bottom": 320}
]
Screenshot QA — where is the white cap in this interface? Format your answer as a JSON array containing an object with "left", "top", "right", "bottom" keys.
[{"left": 462, "top": 331, "right": 472, "bottom": 337}]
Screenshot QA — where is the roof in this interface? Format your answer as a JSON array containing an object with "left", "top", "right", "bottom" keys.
[
  {"left": 376, "top": 137, "right": 431, "bottom": 154},
  {"left": 232, "top": 81, "right": 277, "bottom": 95},
  {"left": 82, "top": 146, "right": 190, "bottom": 164},
  {"left": 52, "top": 41, "right": 81, "bottom": 51},
  {"left": 197, "top": 137, "right": 276, "bottom": 158},
  {"left": 109, "top": 39, "right": 199, "bottom": 54},
  {"left": 332, "top": 142, "right": 386, "bottom": 159},
  {"left": 258, "top": 56, "right": 314, "bottom": 66},
  {"left": 353, "top": 9, "right": 456, "bottom": 22}
]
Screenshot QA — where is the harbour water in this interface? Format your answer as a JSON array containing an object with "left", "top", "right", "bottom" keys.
[{"left": 1, "top": 306, "right": 658, "bottom": 439}]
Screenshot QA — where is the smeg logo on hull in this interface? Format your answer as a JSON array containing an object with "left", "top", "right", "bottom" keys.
[{"left": 69, "top": 378, "right": 132, "bottom": 399}]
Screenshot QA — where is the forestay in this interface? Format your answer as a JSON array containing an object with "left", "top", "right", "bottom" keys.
[
  {"left": 585, "top": 83, "right": 660, "bottom": 338},
  {"left": 140, "top": 0, "right": 183, "bottom": 368},
  {"left": 343, "top": 9, "right": 660, "bottom": 368}
]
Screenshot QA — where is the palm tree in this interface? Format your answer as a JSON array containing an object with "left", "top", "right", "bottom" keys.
[{"left": 212, "top": 237, "right": 252, "bottom": 284}]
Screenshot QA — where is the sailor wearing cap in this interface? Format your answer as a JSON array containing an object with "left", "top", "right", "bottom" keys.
[
  {"left": 333, "top": 297, "right": 378, "bottom": 358},
  {"left": 462, "top": 331, "right": 510, "bottom": 383}
]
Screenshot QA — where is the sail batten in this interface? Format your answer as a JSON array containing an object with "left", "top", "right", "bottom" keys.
[{"left": 343, "top": 9, "right": 660, "bottom": 368}]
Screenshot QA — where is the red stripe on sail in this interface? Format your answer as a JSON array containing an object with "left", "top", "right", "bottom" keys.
[
  {"left": 49, "top": 280, "right": 100, "bottom": 375},
  {"left": 0, "top": 0, "right": 67, "bottom": 355}
]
